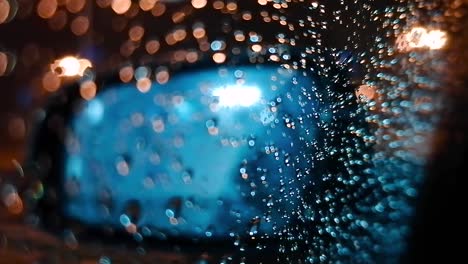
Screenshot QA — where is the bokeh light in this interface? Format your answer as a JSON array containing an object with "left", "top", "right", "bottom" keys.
[
  {"left": 0, "top": 0, "right": 10, "bottom": 24},
  {"left": 145, "top": 39, "right": 160, "bottom": 54},
  {"left": 97, "top": 0, "right": 112, "bottom": 8},
  {"left": 151, "top": 2, "right": 166, "bottom": 16},
  {"left": 155, "top": 68, "right": 170, "bottom": 84},
  {"left": 0, "top": 51, "right": 8, "bottom": 76},
  {"left": 136, "top": 77, "right": 152, "bottom": 93},
  {"left": 0, "top": 0, "right": 18, "bottom": 24},
  {"left": 42, "top": 71, "right": 61, "bottom": 92},
  {"left": 212, "top": 52, "right": 226, "bottom": 63},
  {"left": 37, "top": 0, "right": 57, "bottom": 19},
  {"left": 0, "top": 0, "right": 466, "bottom": 263},
  {"left": 397, "top": 27, "right": 448, "bottom": 51},
  {"left": 128, "top": 25, "right": 145, "bottom": 41},
  {"left": 65, "top": 0, "right": 86, "bottom": 14},
  {"left": 119, "top": 65, "right": 134, "bottom": 83},
  {"left": 48, "top": 9, "right": 67, "bottom": 31},
  {"left": 70, "top": 15, "right": 89, "bottom": 36},
  {"left": 111, "top": 0, "right": 131, "bottom": 15},
  {"left": 356, "top": 85, "right": 376, "bottom": 102},
  {"left": 139, "top": 0, "right": 157, "bottom": 11},
  {"left": 50, "top": 56, "right": 92, "bottom": 77},
  {"left": 0, "top": 51, "right": 15, "bottom": 76},
  {"left": 191, "top": 0, "right": 207, "bottom": 9},
  {"left": 80, "top": 80, "right": 97, "bottom": 100}
]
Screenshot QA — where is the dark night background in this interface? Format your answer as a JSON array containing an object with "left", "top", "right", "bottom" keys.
[{"left": 0, "top": 0, "right": 465, "bottom": 263}]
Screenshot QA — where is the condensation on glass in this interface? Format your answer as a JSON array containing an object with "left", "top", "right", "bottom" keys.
[{"left": 0, "top": 0, "right": 464, "bottom": 263}]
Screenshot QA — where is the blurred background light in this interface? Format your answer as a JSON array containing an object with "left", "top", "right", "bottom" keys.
[
  {"left": 212, "top": 85, "right": 261, "bottom": 107},
  {"left": 50, "top": 56, "right": 92, "bottom": 77}
]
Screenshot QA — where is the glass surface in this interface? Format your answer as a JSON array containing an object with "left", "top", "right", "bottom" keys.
[
  {"left": 0, "top": 0, "right": 465, "bottom": 263},
  {"left": 65, "top": 65, "right": 315, "bottom": 239}
]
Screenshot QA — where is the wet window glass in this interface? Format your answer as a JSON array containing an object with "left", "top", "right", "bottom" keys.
[
  {"left": 0, "top": 0, "right": 465, "bottom": 263},
  {"left": 65, "top": 65, "right": 317, "bottom": 239}
]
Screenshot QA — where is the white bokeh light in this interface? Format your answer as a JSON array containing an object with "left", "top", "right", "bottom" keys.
[
  {"left": 50, "top": 56, "right": 92, "bottom": 77},
  {"left": 212, "top": 85, "right": 261, "bottom": 107}
]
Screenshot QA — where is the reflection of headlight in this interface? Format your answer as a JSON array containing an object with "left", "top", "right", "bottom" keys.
[
  {"left": 396, "top": 27, "right": 448, "bottom": 51},
  {"left": 50, "top": 56, "right": 92, "bottom": 77},
  {"left": 212, "top": 85, "right": 261, "bottom": 107}
]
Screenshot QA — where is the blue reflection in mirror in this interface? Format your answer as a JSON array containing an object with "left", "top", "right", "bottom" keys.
[{"left": 64, "top": 65, "right": 317, "bottom": 239}]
